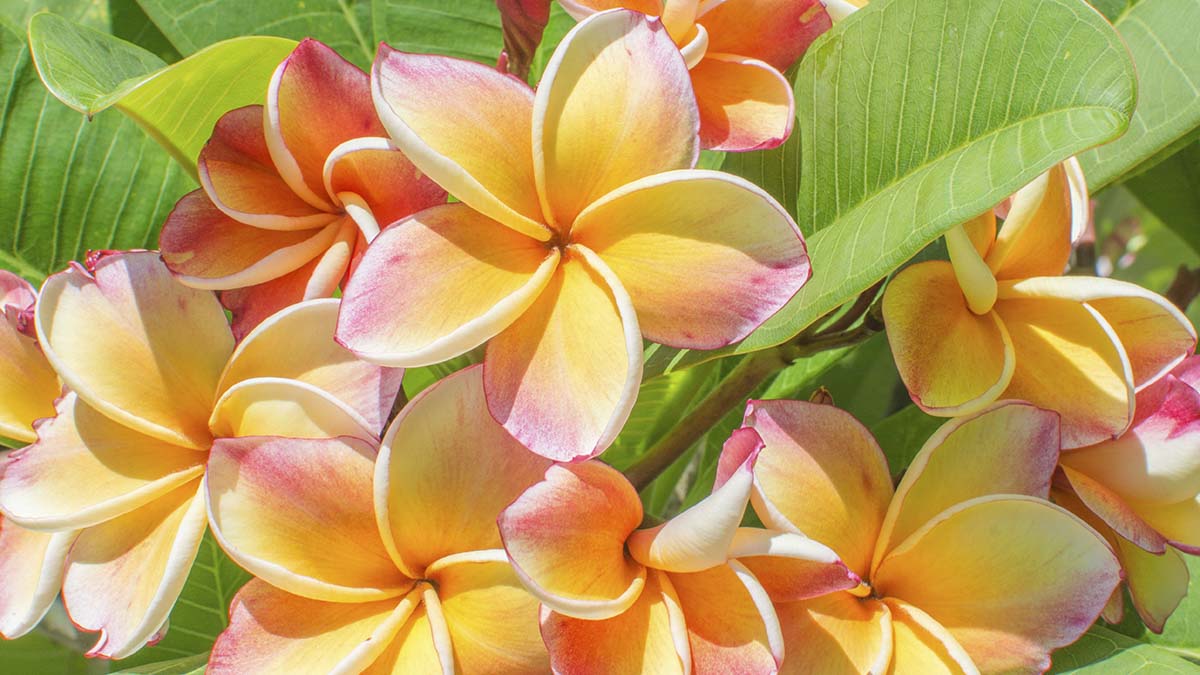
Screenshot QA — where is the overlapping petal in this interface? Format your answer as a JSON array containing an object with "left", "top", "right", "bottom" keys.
[
  {"left": 697, "top": 0, "right": 831, "bottom": 71},
  {"left": 35, "top": 252, "right": 234, "bottom": 449},
  {"left": 728, "top": 529, "right": 859, "bottom": 602},
  {"left": 0, "top": 275, "right": 57, "bottom": 443},
  {"left": 376, "top": 366, "right": 549, "bottom": 576},
  {"left": 208, "top": 377, "right": 376, "bottom": 440},
  {"left": 484, "top": 248, "right": 641, "bottom": 461},
  {"left": 1059, "top": 466, "right": 1169, "bottom": 553},
  {"left": 337, "top": 204, "right": 559, "bottom": 368},
  {"left": 669, "top": 562, "right": 782, "bottom": 674},
  {"left": 322, "top": 137, "right": 447, "bottom": 237},
  {"left": 885, "top": 599, "right": 977, "bottom": 675},
  {"left": 775, "top": 593, "right": 892, "bottom": 675},
  {"left": 361, "top": 593, "right": 451, "bottom": 674},
  {"left": 0, "top": 516, "right": 74, "bottom": 638},
  {"left": 984, "top": 162, "right": 1077, "bottom": 280},
  {"left": 689, "top": 55, "right": 793, "bottom": 151},
  {"left": 571, "top": 170, "right": 808, "bottom": 349},
  {"left": 207, "top": 435, "right": 409, "bottom": 602}
]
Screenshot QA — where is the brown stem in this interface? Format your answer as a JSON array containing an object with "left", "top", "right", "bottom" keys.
[
  {"left": 810, "top": 279, "right": 885, "bottom": 338},
  {"left": 1165, "top": 265, "right": 1200, "bottom": 312}
]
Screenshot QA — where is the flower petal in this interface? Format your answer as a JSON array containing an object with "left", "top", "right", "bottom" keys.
[
  {"left": 219, "top": 298, "right": 403, "bottom": 435},
  {"left": 884, "top": 599, "right": 978, "bottom": 675},
  {"left": 1059, "top": 466, "right": 1169, "bottom": 554},
  {"left": 361, "top": 588, "right": 452, "bottom": 675},
  {"left": 1127, "top": 493, "right": 1200, "bottom": 553},
  {"left": 993, "top": 288, "right": 1135, "bottom": 448},
  {"left": 207, "top": 435, "right": 409, "bottom": 603},
  {"left": 0, "top": 312, "right": 58, "bottom": 444},
  {"left": 775, "top": 593, "right": 893, "bottom": 675},
  {"left": 0, "top": 517, "right": 74, "bottom": 638},
  {"left": 874, "top": 496, "right": 1120, "bottom": 674},
  {"left": 534, "top": 9, "right": 698, "bottom": 228},
  {"left": 669, "top": 562, "right": 782, "bottom": 674},
  {"left": 499, "top": 461, "right": 646, "bottom": 620},
  {"left": 484, "top": 246, "right": 641, "bottom": 461},
  {"left": 371, "top": 46, "right": 548, "bottom": 240},
  {"left": 209, "top": 580, "right": 420, "bottom": 675},
  {"left": 0, "top": 393, "right": 205, "bottom": 531},
  {"left": 571, "top": 170, "right": 808, "bottom": 349},
  {"left": 425, "top": 551, "right": 550, "bottom": 674},
  {"left": 1120, "top": 539, "right": 1189, "bottom": 633},
  {"left": 871, "top": 401, "right": 1060, "bottom": 569},
  {"left": 985, "top": 162, "right": 1077, "bottom": 280},
  {"left": 220, "top": 248, "right": 345, "bottom": 342},
  {"left": 337, "top": 204, "right": 559, "bottom": 368},
  {"left": 209, "top": 377, "right": 376, "bottom": 440},
  {"left": 322, "top": 137, "right": 447, "bottom": 238},
  {"left": 198, "top": 106, "right": 338, "bottom": 230},
  {"left": 160, "top": 190, "right": 339, "bottom": 289},
  {"left": 882, "top": 261, "right": 1015, "bottom": 416},
  {"left": 559, "top": 0, "right": 664, "bottom": 20},
  {"left": 690, "top": 54, "right": 794, "bottom": 151},
  {"left": 265, "top": 39, "right": 381, "bottom": 211},
  {"left": 539, "top": 568, "right": 688, "bottom": 675},
  {"left": 0, "top": 270, "right": 35, "bottom": 310},
  {"left": 742, "top": 399, "right": 893, "bottom": 577},
  {"left": 36, "top": 252, "right": 234, "bottom": 449},
  {"left": 63, "top": 480, "right": 207, "bottom": 659},
  {"left": 727, "top": 529, "right": 860, "bottom": 602},
  {"left": 376, "top": 366, "right": 550, "bottom": 576},
  {"left": 698, "top": 0, "right": 831, "bottom": 71}
]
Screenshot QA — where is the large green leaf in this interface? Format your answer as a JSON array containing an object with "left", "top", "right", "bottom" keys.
[
  {"left": 0, "top": 10, "right": 193, "bottom": 282},
  {"left": 645, "top": 0, "right": 1135, "bottom": 378},
  {"left": 1125, "top": 141, "right": 1200, "bottom": 253},
  {"left": 109, "top": 0, "right": 181, "bottom": 62},
  {"left": 371, "top": 0, "right": 501, "bottom": 64},
  {"left": 1079, "top": 0, "right": 1200, "bottom": 190},
  {"left": 30, "top": 12, "right": 296, "bottom": 173},
  {"left": 1049, "top": 626, "right": 1197, "bottom": 673}
]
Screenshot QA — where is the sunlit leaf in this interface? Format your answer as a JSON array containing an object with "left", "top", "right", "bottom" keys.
[{"left": 1048, "top": 625, "right": 1196, "bottom": 673}]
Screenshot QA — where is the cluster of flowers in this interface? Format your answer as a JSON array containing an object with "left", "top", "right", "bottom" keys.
[{"left": 0, "top": 1, "right": 1197, "bottom": 673}]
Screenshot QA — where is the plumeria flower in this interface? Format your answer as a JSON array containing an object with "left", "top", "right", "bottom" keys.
[
  {"left": 498, "top": 435, "right": 856, "bottom": 673},
  {"left": 730, "top": 398, "right": 1121, "bottom": 673},
  {"left": 556, "top": 0, "right": 830, "bottom": 151},
  {"left": 883, "top": 159, "right": 1196, "bottom": 449},
  {"left": 0, "top": 270, "right": 73, "bottom": 641},
  {"left": 339, "top": 9, "right": 810, "bottom": 461},
  {"left": 1053, "top": 355, "right": 1200, "bottom": 632},
  {"left": 205, "top": 366, "right": 550, "bottom": 673},
  {"left": 0, "top": 251, "right": 400, "bottom": 658},
  {"left": 160, "top": 39, "right": 446, "bottom": 339}
]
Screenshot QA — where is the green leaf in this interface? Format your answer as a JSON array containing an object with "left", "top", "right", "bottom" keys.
[
  {"left": 1049, "top": 626, "right": 1197, "bottom": 673},
  {"left": 869, "top": 404, "right": 946, "bottom": 476},
  {"left": 109, "top": 0, "right": 182, "bottom": 62},
  {"left": 0, "top": 630, "right": 92, "bottom": 675},
  {"left": 371, "top": 0, "right": 502, "bottom": 65},
  {"left": 112, "top": 533, "right": 249, "bottom": 669},
  {"left": 1125, "top": 142, "right": 1200, "bottom": 253},
  {"left": 721, "top": 133, "right": 803, "bottom": 229},
  {"left": 1079, "top": 0, "right": 1200, "bottom": 190},
  {"left": 30, "top": 13, "right": 296, "bottom": 173},
  {"left": 0, "top": 10, "right": 193, "bottom": 282},
  {"left": 114, "top": 653, "right": 207, "bottom": 674},
  {"left": 645, "top": 0, "right": 1136, "bottom": 378}
]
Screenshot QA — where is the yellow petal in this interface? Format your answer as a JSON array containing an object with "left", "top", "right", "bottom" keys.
[
  {"left": 0, "top": 516, "right": 74, "bottom": 638},
  {"left": 362, "top": 588, "right": 453, "bottom": 675},
  {"left": 0, "top": 312, "right": 58, "bottom": 444},
  {"left": 885, "top": 599, "right": 977, "bottom": 675},
  {"left": 775, "top": 593, "right": 893, "bottom": 675},
  {"left": 534, "top": 9, "right": 698, "bottom": 228},
  {"left": 209, "top": 377, "right": 376, "bottom": 440},
  {"left": 669, "top": 562, "right": 782, "bottom": 674},
  {"left": 985, "top": 162, "right": 1077, "bottom": 279},
  {"left": 729, "top": 529, "right": 860, "bottom": 602}
]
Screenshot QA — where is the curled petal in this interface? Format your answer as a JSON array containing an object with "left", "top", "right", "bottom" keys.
[
  {"left": 0, "top": 270, "right": 36, "bottom": 310},
  {"left": 485, "top": 247, "right": 642, "bottom": 461},
  {"left": 571, "top": 170, "right": 808, "bottom": 349},
  {"left": 337, "top": 204, "right": 559, "bottom": 368},
  {"left": 0, "top": 517, "right": 74, "bottom": 638},
  {"left": 36, "top": 252, "right": 233, "bottom": 449},
  {"left": 322, "top": 137, "right": 446, "bottom": 238},
  {"left": 670, "top": 562, "right": 783, "bottom": 674},
  {"left": 885, "top": 599, "right": 978, "bottom": 675},
  {"left": 534, "top": 9, "right": 698, "bottom": 228},
  {"left": 698, "top": 0, "right": 830, "bottom": 71},
  {"left": 1060, "top": 466, "right": 1169, "bottom": 554},
  {"left": 499, "top": 461, "right": 646, "bottom": 620},
  {"left": 376, "top": 366, "right": 550, "bottom": 576},
  {"left": 209, "top": 377, "right": 376, "bottom": 440},
  {"left": 691, "top": 54, "right": 794, "bottom": 151},
  {"left": 1119, "top": 539, "right": 1189, "bottom": 633},
  {"left": 985, "top": 162, "right": 1077, "bottom": 280},
  {"left": 774, "top": 593, "right": 893, "bottom": 675},
  {"left": 207, "top": 435, "right": 409, "bottom": 603},
  {"left": 727, "top": 529, "right": 859, "bottom": 602}
]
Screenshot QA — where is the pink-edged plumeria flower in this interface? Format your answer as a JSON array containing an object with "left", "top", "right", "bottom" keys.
[
  {"left": 731, "top": 399, "right": 1121, "bottom": 674},
  {"left": 1054, "top": 355, "right": 1200, "bottom": 633},
  {"left": 159, "top": 39, "right": 446, "bottom": 340},
  {"left": 883, "top": 159, "right": 1196, "bottom": 448},
  {"left": 338, "top": 9, "right": 810, "bottom": 461},
  {"left": 0, "top": 251, "right": 400, "bottom": 658},
  {"left": 558, "top": 0, "right": 831, "bottom": 150},
  {"left": 498, "top": 434, "right": 855, "bottom": 673},
  {"left": 205, "top": 366, "right": 550, "bottom": 673}
]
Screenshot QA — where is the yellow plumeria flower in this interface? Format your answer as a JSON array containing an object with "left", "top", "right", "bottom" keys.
[
  {"left": 730, "top": 398, "right": 1121, "bottom": 673},
  {"left": 205, "top": 366, "right": 550, "bottom": 673},
  {"left": 883, "top": 159, "right": 1196, "bottom": 448},
  {"left": 0, "top": 251, "right": 400, "bottom": 658}
]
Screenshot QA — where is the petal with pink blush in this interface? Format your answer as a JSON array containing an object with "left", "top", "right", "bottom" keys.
[
  {"left": 872, "top": 402, "right": 1060, "bottom": 569},
  {"left": 323, "top": 137, "right": 446, "bottom": 239},
  {"left": 534, "top": 9, "right": 698, "bottom": 228},
  {"left": 0, "top": 517, "right": 74, "bottom": 639},
  {"left": 775, "top": 593, "right": 893, "bottom": 675},
  {"left": 742, "top": 399, "right": 893, "bottom": 577},
  {"left": 698, "top": 0, "right": 830, "bottom": 71},
  {"left": 1120, "top": 540, "right": 1189, "bottom": 633},
  {"left": 198, "top": 106, "right": 337, "bottom": 230},
  {"left": 0, "top": 270, "right": 35, "bottom": 309},
  {"left": 209, "top": 580, "right": 421, "bottom": 675},
  {"left": 499, "top": 461, "right": 646, "bottom": 620},
  {"left": 1130, "top": 493, "right": 1200, "bottom": 553},
  {"left": 874, "top": 496, "right": 1120, "bottom": 674},
  {"left": 0, "top": 312, "right": 59, "bottom": 444},
  {"left": 727, "top": 529, "right": 859, "bottom": 602},
  {"left": 337, "top": 204, "right": 559, "bottom": 368},
  {"left": 669, "top": 562, "right": 782, "bottom": 674},
  {"left": 371, "top": 47, "right": 547, "bottom": 240},
  {"left": 36, "top": 252, "right": 234, "bottom": 449},
  {"left": 207, "top": 435, "right": 410, "bottom": 603},
  {"left": 559, "top": 0, "right": 664, "bottom": 20},
  {"left": 376, "top": 366, "right": 549, "bottom": 576},
  {"left": 266, "top": 39, "right": 381, "bottom": 210},
  {"left": 160, "top": 190, "right": 338, "bottom": 289},
  {"left": 540, "top": 568, "right": 687, "bottom": 675},
  {"left": 0, "top": 393, "right": 205, "bottom": 531},
  {"left": 1060, "top": 466, "right": 1169, "bottom": 554},
  {"left": 209, "top": 377, "right": 376, "bottom": 440},
  {"left": 63, "top": 480, "right": 207, "bottom": 660},
  {"left": 884, "top": 599, "right": 977, "bottom": 675},
  {"left": 691, "top": 54, "right": 794, "bottom": 151},
  {"left": 571, "top": 170, "right": 808, "bottom": 349},
  {"left": 219, "top": 298, "right": 403, "bottom": 435},
  {"left": 221, "top": 254, "right": 334, "bottom": 342}
]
